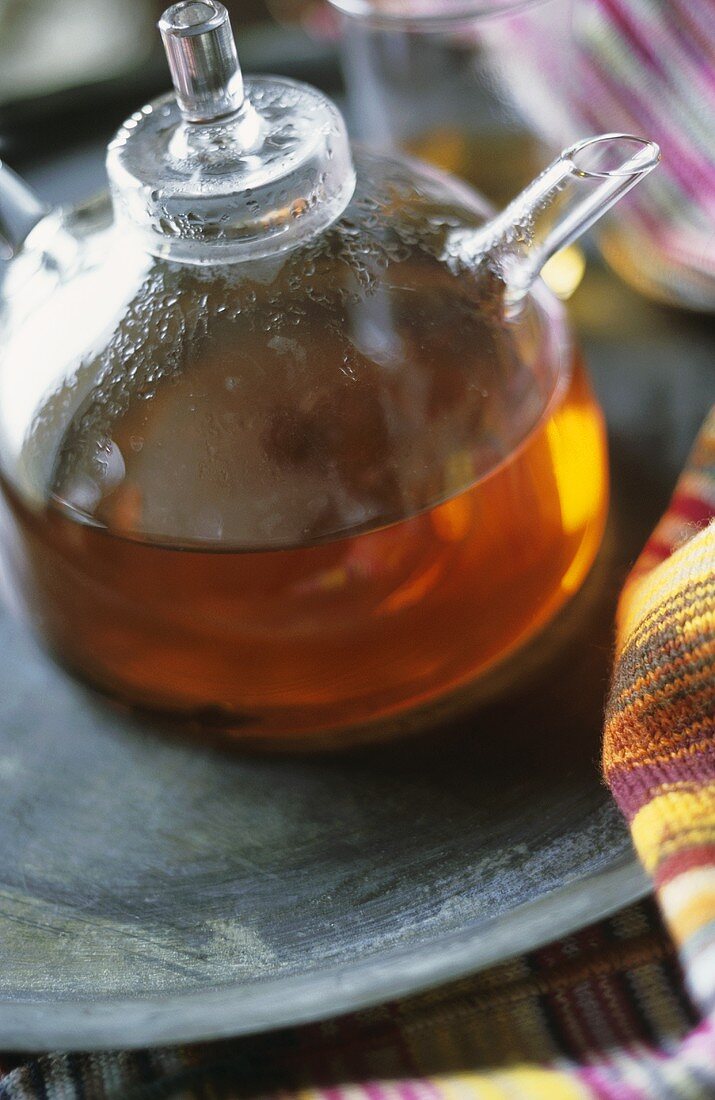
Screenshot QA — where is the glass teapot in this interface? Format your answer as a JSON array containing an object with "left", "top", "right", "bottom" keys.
[{"left": 0, "top": 1, "right": 658, "bottom": 748}]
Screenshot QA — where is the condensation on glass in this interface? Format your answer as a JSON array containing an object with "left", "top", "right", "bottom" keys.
[{"left": 0, "top": 2, "right": 658, "bottom": 747}]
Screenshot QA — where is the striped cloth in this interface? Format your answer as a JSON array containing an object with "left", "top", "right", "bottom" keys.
[
  {"left": 576, "top": 0, "right": 715, "bottom": 219},
  {"left": 0, "top": 408, "right": 713, "bottom": 1098},
  {"left": 487, "top": 0, "right": 715, "bottom": 305},
  {"left": 572, "top": 0, "right": 715, "bottom": 307}
]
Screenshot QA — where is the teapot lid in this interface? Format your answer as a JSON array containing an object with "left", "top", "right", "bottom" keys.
[{"left": 107, "top": 1, "right": 355, "bottom": 264}]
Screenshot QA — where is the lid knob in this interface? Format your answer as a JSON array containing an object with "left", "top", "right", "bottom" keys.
[
  {"left": 159, "top": 0, "right": 244, "bottom": 123},
  {"left": 107, "top": 2, "right": 356, "bottom": 263}
]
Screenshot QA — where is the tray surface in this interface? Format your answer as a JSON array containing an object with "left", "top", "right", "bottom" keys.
[{"left": 0, "top": 147, "right": 712, "bottom": 1051}]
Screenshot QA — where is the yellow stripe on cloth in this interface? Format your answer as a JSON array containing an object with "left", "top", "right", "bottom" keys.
[
  {"left": 617, "top": 522, "right": 715, "bottom": 653},
  {"left": 667, "top": 893, "right": 715, "bottom": 945},
  {"left": 631, "top": 782, "right": 715, "bottom": 877},
  {"left": 431, "top": 1069, "right": 589, "bottom": 1100},
  {"left": 660, "top": 866, "right": 715, "bottom": 916},
  {"left": 493, "top": 1068, "right": 590, "bottom": 1099}
]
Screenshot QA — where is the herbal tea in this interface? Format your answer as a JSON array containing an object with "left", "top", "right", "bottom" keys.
[{"left": 1, "top": 278, "right": 606, "bottom": 744}]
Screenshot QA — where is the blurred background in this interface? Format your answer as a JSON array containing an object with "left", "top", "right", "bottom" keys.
[
  {"left": 1, "top": 0, "right": 713, "bottom": 312},
  {"left": 0, "top": 0, "right": 336, "bottom": 162}
]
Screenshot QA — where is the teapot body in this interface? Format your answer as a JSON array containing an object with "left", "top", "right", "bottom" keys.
[{"left": 0, "top": 151, "right": 608, "bottom": 746}]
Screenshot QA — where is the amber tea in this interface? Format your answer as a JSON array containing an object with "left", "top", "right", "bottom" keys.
[
  {"left": 1, "top": 258, "right": 607, "bottom": 745},
  {"left": 0, "top": 3, "right": 657, "bottom": 748}
]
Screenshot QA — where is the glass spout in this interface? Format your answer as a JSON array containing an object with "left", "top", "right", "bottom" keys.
[
  {"left": 472, "top": 134, "right": 660, "bottom": 308},
  {"left": 0, "top": 163, "right": 47, "bottom": 260}
]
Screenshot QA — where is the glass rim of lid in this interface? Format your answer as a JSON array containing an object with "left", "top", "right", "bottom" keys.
[
  {"left": 107, "top": 1, "right": 356, "bottom": 264},
  {"left": 325, "top": 0, "right": 558, "bottom": 29}
]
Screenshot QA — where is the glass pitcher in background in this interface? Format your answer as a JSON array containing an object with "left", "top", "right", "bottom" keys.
[{"left": 326, "top": 0, "right": 586, "bottom": 299}]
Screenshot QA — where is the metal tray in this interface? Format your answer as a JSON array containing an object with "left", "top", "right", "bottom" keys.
[{"left": 0, "top": 143, "right": 712, "bottom": 1049}]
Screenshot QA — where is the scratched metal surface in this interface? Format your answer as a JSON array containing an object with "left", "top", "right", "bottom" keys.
[
  {"left": 0, "top": 142, "right": 713, "bottom": 1050},
  {"left": 0, "top": 574, "right": 647, "bottom": 1056}
]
